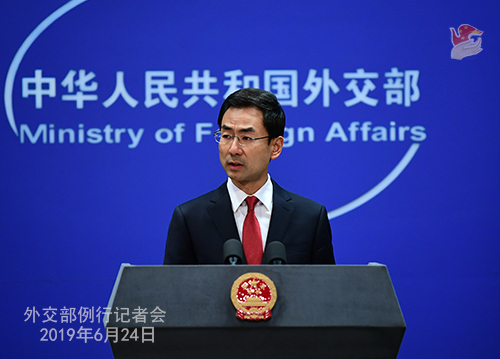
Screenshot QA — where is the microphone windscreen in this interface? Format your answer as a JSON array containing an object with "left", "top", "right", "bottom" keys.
[
  {"left": 265, "top": 241, "right": 287, "bottom": 264},
  {"left": 223, "top": 239, "right": 244, "bottom": 264}
]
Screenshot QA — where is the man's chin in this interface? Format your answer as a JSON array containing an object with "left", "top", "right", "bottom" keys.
[
  {"left": 227, "top": 173, "right": 247, "bottom": 186},
  {"left": 224, "top": 165, "right": 242, "bottom": 177},
  {"left": 227, "top": 173, "right": 242, "bottom": 182}
]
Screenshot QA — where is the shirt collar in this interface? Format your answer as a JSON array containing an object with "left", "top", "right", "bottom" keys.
[{"left": 227, "top": 174, "right": 273, "bottom": 212}]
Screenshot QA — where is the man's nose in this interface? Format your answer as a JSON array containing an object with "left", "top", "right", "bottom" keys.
[{"left": 228, "top": 136, "right": 243, "bottom": 154}]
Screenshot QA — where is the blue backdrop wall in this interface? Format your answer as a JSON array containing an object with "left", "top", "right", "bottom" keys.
[{"left": 1, "top": 0, "right": 499, "bottom": 357}]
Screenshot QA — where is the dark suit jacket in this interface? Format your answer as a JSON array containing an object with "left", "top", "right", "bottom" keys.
[{"left": 163, "top": 180, "right": 335, "bottom": 264}]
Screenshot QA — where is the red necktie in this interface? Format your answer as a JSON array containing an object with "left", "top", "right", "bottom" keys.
[{"left": 242, "top": 196, "right": 263, "bottom": 265}]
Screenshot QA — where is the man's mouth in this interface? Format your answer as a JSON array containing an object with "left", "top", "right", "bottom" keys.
[{"left": 228, "top": 160, "right": 243, "bottom": 170}]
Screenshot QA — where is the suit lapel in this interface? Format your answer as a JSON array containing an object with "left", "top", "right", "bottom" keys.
[
  {"left": 208, "top": 182, "right": 240, "bottom": 241},
  {"left": 267, "top": 180, "right": 294, "bottom": 246}
]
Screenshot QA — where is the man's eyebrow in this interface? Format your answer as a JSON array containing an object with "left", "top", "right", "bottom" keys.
[
  {"left": 220, "top": 125, "right": 256, "bottom": 133},
  {"left": 239, "top": 127, "right": 255, "bottom": 133}
]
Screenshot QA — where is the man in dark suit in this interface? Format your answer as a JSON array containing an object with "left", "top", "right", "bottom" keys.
[{"left": 164, "top": 88, "right": 335, "bottom": 264}]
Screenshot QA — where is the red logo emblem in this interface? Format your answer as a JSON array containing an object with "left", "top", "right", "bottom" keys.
[
  {"left": 231, "top": 272, "right": 277, "bottom": 321},
  {"left": 450, "top": 24, "right": 483, "bottom": 60}
]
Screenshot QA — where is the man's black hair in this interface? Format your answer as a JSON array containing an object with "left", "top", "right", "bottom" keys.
[{"left": 217, "top": 88, "right": 286, "bottom": 142}]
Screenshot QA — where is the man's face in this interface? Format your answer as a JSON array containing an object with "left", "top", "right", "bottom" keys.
[{"left": 218, "top": 107, "right": 283, "bottom": 194}]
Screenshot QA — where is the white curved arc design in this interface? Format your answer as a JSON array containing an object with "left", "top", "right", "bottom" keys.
[
  {"left": 328, "top": 143, "right": 421, "bottom": 219},
  {"left": 4, "top": 0, "right": 88, "bottom": 136}
]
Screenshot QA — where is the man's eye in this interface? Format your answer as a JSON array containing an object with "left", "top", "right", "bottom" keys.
[
  {"left": 241, "top": 136, "right": 254, "bottom": 142},
  {"left": 221, "top": 134, "right": 233, "bottom": 139}
]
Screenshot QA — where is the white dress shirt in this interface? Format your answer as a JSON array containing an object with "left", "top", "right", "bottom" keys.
[{"left": 226, "top": 175, "right": 273, "bottom": 250}]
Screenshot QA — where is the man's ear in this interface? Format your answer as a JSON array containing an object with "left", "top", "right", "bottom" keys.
[{"left": 270, "top": 136, "right": 284, "bottom": 160}]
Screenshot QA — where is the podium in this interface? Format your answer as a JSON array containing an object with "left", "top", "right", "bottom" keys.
[{"left": 106, "top": 264, "right": 405, "bottom": 359}]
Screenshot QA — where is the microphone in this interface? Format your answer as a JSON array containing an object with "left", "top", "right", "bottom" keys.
[
  {"left": 265, "top": 241, "right": 287, "bottom": 265},
  {"left": 223, "top": 239, "right": 244, "bottom": 265}
]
